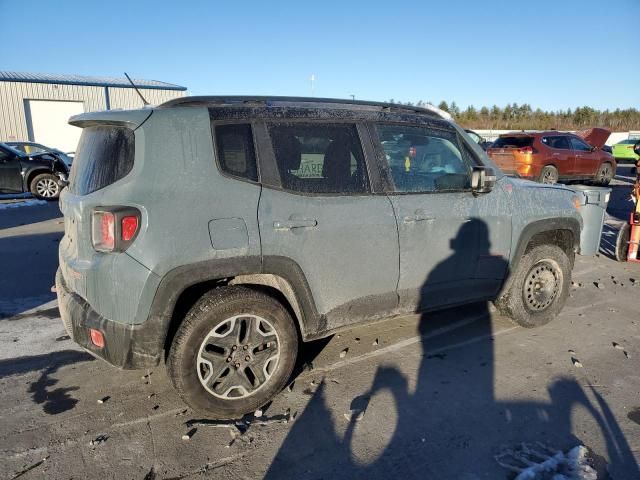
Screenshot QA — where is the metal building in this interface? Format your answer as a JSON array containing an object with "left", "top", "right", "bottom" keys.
[{"left": 0, "top": 71, "right": 187, "bottom": 152}]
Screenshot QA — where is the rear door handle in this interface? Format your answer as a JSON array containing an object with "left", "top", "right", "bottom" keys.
[
  {"left": 403, "top": 210, "right": 435, "bottom": 223},
  {"left": 273, "top": 219, "right": 318, "bottom": 230}
]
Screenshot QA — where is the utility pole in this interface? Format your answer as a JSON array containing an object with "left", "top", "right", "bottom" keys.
[{"left": 350, "top": 94, "right": 355, "bottom": 100}]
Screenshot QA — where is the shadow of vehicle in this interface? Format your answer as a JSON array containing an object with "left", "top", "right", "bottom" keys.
[
  {"left": 264, "top": 219, "right": 638, "bottom": 479},
  {"left": 0, "top": 231, "right": 63, "bottom": 318},
  {"left": 0, "top": 350, "right": 94, "bottom": 415}
]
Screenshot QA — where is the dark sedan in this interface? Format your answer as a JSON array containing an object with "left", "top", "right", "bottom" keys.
[{"left": 0, "top": 143, "right": 69, "bottom": 199}]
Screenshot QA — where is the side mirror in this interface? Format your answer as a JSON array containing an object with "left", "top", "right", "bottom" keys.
[{"left": 471, "top": 166, "right": 496, "bottom": 195}]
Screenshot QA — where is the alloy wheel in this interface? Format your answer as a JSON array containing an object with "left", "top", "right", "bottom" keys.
[
  {"left": 542, "top": 169, "right": 557, "bottom": 184},
  {"left": 36, "top": 178, "right": 59, "bottom": 198},
  {"left": 197, "top": 315, "right": 280, "bottom": 399}
]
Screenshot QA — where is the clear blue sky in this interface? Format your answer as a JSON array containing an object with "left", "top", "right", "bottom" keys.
[{"left": 1, "top": 0, "right": 638, "bottom": 111}]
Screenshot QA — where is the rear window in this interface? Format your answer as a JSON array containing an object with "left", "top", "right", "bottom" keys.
[
  {"left": 69, "top": 126, "right": 134, "bottom": 195},
  {"left": 492, "top": 136, "right": 534, "bottom": 149}
]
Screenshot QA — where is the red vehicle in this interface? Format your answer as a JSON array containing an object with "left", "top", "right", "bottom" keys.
[{"left": 487, "top": 128, "right": 615, "bottom": 185}]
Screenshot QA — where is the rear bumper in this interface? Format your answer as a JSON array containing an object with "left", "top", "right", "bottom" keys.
[{"left": 56, "top": 268, "right": 161, "bottom": 369}]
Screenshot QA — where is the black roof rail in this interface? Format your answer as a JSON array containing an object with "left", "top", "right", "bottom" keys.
[{"left": 158, "top": 95, "right": 451, "bottom": 119}]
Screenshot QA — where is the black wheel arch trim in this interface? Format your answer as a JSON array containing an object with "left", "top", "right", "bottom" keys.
[
  {"left": 143, "top": 255, "right": 322, "bottom": 363},
  {"left": 500, "top": 217, "right": 580, "bottom": 296}
]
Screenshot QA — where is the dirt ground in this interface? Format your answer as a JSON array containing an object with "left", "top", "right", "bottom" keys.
[{"left": 1, "top": 168, "right": 639, "bottom": 480}]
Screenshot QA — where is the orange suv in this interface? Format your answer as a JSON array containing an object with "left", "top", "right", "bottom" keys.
[{"left": 487, "top": 128, "right": 615, "bottom": 185}]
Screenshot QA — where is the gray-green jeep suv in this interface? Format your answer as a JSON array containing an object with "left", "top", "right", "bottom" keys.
[{"left": 56, "top": 97, "right": 582, "bottom": 418}]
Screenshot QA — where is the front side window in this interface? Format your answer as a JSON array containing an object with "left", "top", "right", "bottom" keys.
[
  {"left": 375, "top": 124, "right": 471, "bottom": 193},
  {"left": 570, "top": 136, "right": 592, "bottom": 152},
  {"left": 214, "top": 124, "right": 258, "bottom": 181},
  {"left": 268, "top": 123, "right": 368, "bottom": 194},
  {"left": 542, "top": 136, "right": 570, "bottom": 150}
]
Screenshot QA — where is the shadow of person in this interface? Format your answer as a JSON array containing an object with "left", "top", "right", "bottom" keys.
[{"left": 264, "top": 219, "right": 638, "bottom": 479}]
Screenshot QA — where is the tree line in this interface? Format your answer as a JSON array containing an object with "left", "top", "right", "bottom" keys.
[{"left": 388, "top": 99, "right": 640, "bottom": 131}]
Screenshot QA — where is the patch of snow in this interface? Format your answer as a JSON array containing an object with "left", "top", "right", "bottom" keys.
[
  {"left": 0, "top": 193, "right": 32, "bottom": 199},
  {"left": 0, "top": 199, "right": 48, "bottom": 209}
]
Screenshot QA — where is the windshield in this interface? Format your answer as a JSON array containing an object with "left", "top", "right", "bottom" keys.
[{"left": 1, "top": 144, "right": 27, "bottom": 157}]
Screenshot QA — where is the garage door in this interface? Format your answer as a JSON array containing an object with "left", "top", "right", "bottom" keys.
[{"left": 26, "top": 100, "right": 85, "bottom": 153}]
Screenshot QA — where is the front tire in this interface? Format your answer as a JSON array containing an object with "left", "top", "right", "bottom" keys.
[
  {"left": 496, "top": 244, "right": 571, "bottom": 328},
  {"left": 168, "top": 286, "right": 298, "bottom": 418},
  {"left": 30, "top": 173, "right": 61, "bottom": 200}
]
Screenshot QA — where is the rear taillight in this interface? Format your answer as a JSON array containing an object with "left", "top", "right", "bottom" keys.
[
  {"left": 517, "top": 146, "right": 536, "bottom": 154},
  {"left": 93, "top": 212, "right": 115, "bottom": 252},
  {"left": 92, "top": 207, "right": 141, "bottom": 252},
  {"left": 121, "top": 216, "right": 139, "bottom": 241}
]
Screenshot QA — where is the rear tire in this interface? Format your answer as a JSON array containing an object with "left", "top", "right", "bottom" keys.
[
  {"left": 30, "top": 173, "right": 61, "bottom": 200},
  {"left": 539, "top": 166, "right": 558, "bottom": 184},
  {"left": 167, "top": 286, "right": 298, "bottom": 418},
  {"left": 594, "top": 162, "right": 613, "bottom": 186},
  {"left": 496, "top": 244, "right": 571, "bottom": 328},
  {"left": 615, "top": 223, "right": 630, "bottom": 262}
]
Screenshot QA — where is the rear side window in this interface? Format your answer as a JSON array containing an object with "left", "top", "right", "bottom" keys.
[
  {"left": 268, "top": 123, "right": 368, "bottom": 194},
  {"left": 69, "top": 126, "right": 134, "bottom": 195},
  {"left": 542, "top": 136, "right": 570, "bottom": 150},
  {"left": 214, "top": 124, "right": 258, "bottom": 181},
  {"left": 492, "top": 136, "right": 534, "bottom": 148}
]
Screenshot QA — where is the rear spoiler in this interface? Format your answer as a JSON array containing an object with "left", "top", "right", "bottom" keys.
[{"left": 68, "top": 109, "right": 152, "bottom": 130}]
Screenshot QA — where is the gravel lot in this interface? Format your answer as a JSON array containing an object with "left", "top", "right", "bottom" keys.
[{"left": 1, "top": 169, "right": 639, "bottom": 479}]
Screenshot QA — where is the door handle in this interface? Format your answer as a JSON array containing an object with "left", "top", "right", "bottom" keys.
[
  {"left": 403, "top": 210, "right": 435, "bottom": 223},
  {"left": 273, "top": 219, "right": 318, "bottom": 230}
]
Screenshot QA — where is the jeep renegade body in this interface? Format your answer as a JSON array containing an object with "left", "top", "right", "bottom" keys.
[{"left": 56, "top": 97, "right": 582, "bottom": 418}]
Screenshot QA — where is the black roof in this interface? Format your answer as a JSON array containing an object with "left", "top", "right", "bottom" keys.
[{"left": 159, "top": 95, "right": 447, "bottom": 118}]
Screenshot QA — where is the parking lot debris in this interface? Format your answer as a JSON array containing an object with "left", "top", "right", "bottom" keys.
[
  {"left": 355, "top": 337, "right": 360, "bottom": 343},
  {"left": 148, "top": 393, "right": 156, "bottom": 399},
  {"left": 143, "top": 466, "right": 156, "bottom": 480},
  {"left": 613, "top": 342, "right": 624, "bottom": 350},
  {"left": 254, "top": 408, "right": 263, "bottom": 418},
  {"left": 181, "top": 428, "right": 197, "bottom": 441},
  {"left": 303, "top": 383, "right": 318, "bottom": 395},
  {"left": 571, "top": 357, "right": 584, "bottom": 368},
  {"left": 593, "top": 281, "right": 604, "bottom": 289},
  {"left": 89, "top": 434, "right": 108, "bottom": 446},
  {"left": 287, "top": 381, "right": 295, "bottom": 392},
  {"left": 97, "top": 396, "right": 110, "bottom": 404},
  {"left": 55, "top": 335, "right": 70, "bottom": 342},
  {"left": 340, "top": 348, "right": 349, "bottom": 358},
  {"left": 10, "top": 455, "right": 50, "bottom": 479},
  {"left": 343, "top": 410, "right": 365, "bottom": 422},
  {"left": 175, "top": 408, "right": 188, "bottom": 416},
  {"left": 373, "top": 338, "right": 379, "bottom": 346},
  {"left": 495, "top": 443, "right": 597, "bottom": 479},
  {"left": 152, "top": 405, "right": 159, "bottom": 410}
]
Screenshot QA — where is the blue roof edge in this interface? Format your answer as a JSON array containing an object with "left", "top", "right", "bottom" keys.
[{"left": 0, "top": 72, "right": 187, "bottom": 91}]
